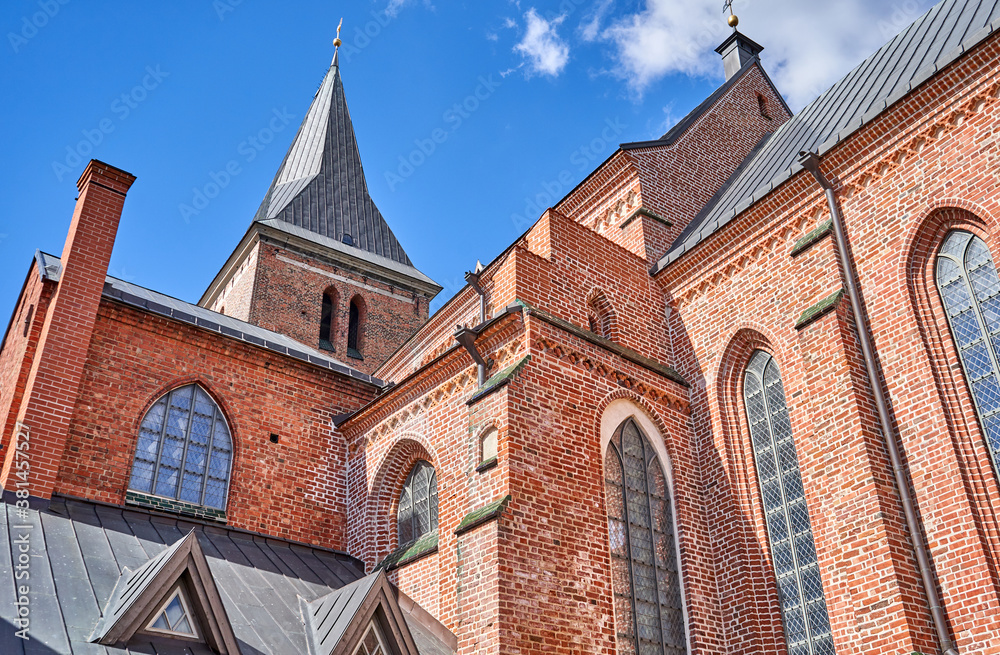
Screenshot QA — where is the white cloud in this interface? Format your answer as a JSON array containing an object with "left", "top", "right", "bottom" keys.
[
  {"left": 385, "top": 0, "right": 434, "bottom": 18},
  {"left": 605, "top": 0, "right": 933, "bottom": 109},
  {"left": 580, "top": 0, "right": 615, "bottom": 42},
  {"left": 486, "top": 31, "right": 499, "bottom": 42},
  {"left": 514, "top": 8, "right": 571, "bottom": 77}
]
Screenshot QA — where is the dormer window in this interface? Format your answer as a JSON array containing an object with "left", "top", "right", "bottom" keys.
[
  {"left": 353, "top": 622, "right": 388, "bottom": 655},
  {"left": 145, "top": 587, "right": 198, "bottom": 639}
]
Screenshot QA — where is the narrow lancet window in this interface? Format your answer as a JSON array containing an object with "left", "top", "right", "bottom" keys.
[
  {"left": 605, "top": 418, "right": 687, "bottom": 654},
  {"left": 397, "top": 460, "right": 438, "bottom": 548},
  {"left": 936, "top": 230, "right": 1000, "bottom": 478},
  {"left": 744, "top": 351, "right": 834, "bottom": 655},
  {"left": 348, "top": 296, "right": 363, "bottom": 358},
  {"left": 320, "top": 289, "right": 337, "bottom": 351}
]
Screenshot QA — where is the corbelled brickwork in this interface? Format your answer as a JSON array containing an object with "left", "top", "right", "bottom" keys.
[{"left": 6, "top": 10, "right": 1000, "bottom": 655}]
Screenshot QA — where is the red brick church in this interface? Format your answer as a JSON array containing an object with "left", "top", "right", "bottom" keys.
[{"left": 3, "top": 0, "right": 1000, "bottom": 653}]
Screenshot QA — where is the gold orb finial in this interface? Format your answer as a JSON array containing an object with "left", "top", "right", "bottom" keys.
[
  {"left": 723, "top": 0, "right": 738, "bottom": 28},
  {"left": 333, "top": 18, "right": 343, "bottom": 48}
]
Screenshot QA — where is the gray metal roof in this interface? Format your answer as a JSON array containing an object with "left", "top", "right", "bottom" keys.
[
  {"left": 0, "top": 496, "right": 455, "bottom": 655},
  {"left": 35, "top": 252, "right": 387, "bottom": 388},
  {"left": 254, "top": 57, "right": 414, "bottom": 268},
  {"left": 302, "top": 573, "right": 380, "bottom": 655},
  {"left": 653, "top": 0, "right": 1000, "bottom": 272}
]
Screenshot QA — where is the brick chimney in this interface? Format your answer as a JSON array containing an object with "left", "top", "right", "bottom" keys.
[
  {"left": 715, "top": 31, "right": 764, "bottom": 81},
  {"left": 0, "top": 160, "right": 135, "bottom": 501}
]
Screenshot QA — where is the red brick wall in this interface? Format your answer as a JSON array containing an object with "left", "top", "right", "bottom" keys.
[
  {"left": 247, "top": 243, "right": 429, "bottom": 375},
  {"left": 0, "top": 262, "right": 53, "bottom": 465},
  {"left": 1, "top": 161, "right": 135, "bottom": 499},
  {"left": 342, "top": 316, "right": 520, "bottom": 653},
  {"left": 655, "top": 32, "right": 1000, "bottom": 654},
  {"left": 54, "top": 299, "right": 376, "bottom": 549},
  {"left": 208, "top": 241, "right": 259, "bottom": 321},
  {"left": 555, "top": 64, "right": 790, "bottom": 263}
]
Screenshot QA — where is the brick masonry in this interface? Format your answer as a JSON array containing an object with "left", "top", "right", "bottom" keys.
[{"left": 4, "top": 22, "right": 1000, "bottom": 655}]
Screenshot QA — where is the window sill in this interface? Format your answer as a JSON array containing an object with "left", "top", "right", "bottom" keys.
[
  {"left": 318, "top": 339, "right": 335, "bottom": 353},
  {"left": 347, "top": 347, "right": 363, "bottom": 360},
  {"left": 125, "top": 490, "right": 227, "bottom": 523},
  {"left": 476, "top": 457, "right": 498, "bottom": 473}
]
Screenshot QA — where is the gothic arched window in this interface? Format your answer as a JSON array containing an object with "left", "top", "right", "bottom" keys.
[
  {"left": 397, "top": 460, "right": 437, "bottom": 547},
  {"left": 129, "top": 384, "right": 233, "bottom": 510},
  {"left": 319, "top": 288, "right": 337, "bottom": 351},
  {"left": 604, "top": 418, "right": 686, "bottom": 654},
  {"left": 743, "top": 351, "right": 834, "bottom": 655},
  {"left": 348, "top": 296, "right": 364, "bottom": 358},
  {"left": 936, "top": 229, "right": 1000, "bottom": 478}
]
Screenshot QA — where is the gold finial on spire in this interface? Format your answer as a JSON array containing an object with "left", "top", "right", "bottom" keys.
[
  {"left": 333, "top": 18, "right": 343, "bottom": 48},
  {"left": 724, "top": 0, "right": 738, "bottom": 28}
]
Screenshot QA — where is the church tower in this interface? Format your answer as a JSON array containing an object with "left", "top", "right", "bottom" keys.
[{"left": 200, "top": 48, "right": 440, "bottom": 374}]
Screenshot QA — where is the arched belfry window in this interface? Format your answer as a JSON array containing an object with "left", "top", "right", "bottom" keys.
[
  {"left": 319, "top": 288, "right": 337, "bottom": 351},
  {"left": 937, "top": 229, "right": 1000, "bottom": 478},
  {"left": 604, "top": 418, "right": 686, "bottom": 654},
  {"left": 743, "top": 351, "right": 834, "bottom": 655},
  {"left": 347, "top": 296, "right": 364, "bottom": 359},
  {"left": 397, "top": 460, "right": 438, "bottom": 547},
  {"left": 129, "top": 384, "right": 233, "bottom": 510}
]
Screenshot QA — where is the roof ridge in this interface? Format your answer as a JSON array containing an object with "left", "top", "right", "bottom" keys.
[
  {"left": 252, "top": 61, "right": 417, "bottom": 268},
  {"left": 654, "top": 0, "right": 999, "bottom": 272}
]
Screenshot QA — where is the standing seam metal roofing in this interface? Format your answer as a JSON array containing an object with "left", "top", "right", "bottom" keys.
[
  {"left": 253, "top": 59, "right": 414, "bottom": 268},
  {"left": 35, "top": 252, "right": 386, "bottom": 387},
  {"left": 653, "top": 0, "right": 1000, "bottom": 273},
  {"left": 0, "top": 496, "right": 455, "bottom": 655}
]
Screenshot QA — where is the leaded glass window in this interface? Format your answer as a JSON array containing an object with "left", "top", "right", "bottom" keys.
[
  {"left": 743, "top": 351, "right": 834, "bottom": 655},
  {"left": 353, "top": 622, "right": 388, "bottom": 655},
  {"left": 605, "top": 418, "right": 687, "bottom": 655},
  {"left": 129, "top": 384, "right": 233, "bottom": 510},
  {"left": 936, "top": 230, "right": 1000, "bottom": 477},
  {"left": 145, "top": 588, "right": 198, "bottom": 638},
  {"left": 397, "top": 460, "right": 438, "bottom": 547}
]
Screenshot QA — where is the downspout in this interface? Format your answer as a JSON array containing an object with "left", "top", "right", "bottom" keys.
[
  {"left": 798, "top": 151, "right": 958, "bottom": 655},
  {"left": 465, "top": 269, "right": 488, "bottom": 386}
]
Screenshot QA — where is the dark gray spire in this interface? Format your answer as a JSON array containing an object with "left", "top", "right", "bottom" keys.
[{"left": 254, "top": 60, "right": 413, "bottom": 267}]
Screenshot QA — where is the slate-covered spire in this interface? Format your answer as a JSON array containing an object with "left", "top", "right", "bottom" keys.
[{"left": 253, "top": 55, "right": 413, "bottom": 266}]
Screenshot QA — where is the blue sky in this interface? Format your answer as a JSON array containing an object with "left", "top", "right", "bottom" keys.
[{"left": 0, "top": 0, "right": 933, "bottom": 319}]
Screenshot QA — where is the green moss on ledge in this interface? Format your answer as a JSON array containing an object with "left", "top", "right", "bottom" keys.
[
  {"left": 795, "top": 289, "right": 845, "bottom": 330},
  {"left": 455, "top": 495, "right": 511, "bottom": 535},
  {"left": 376, "top": 531, "right": 439, "bottom": 572}
]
